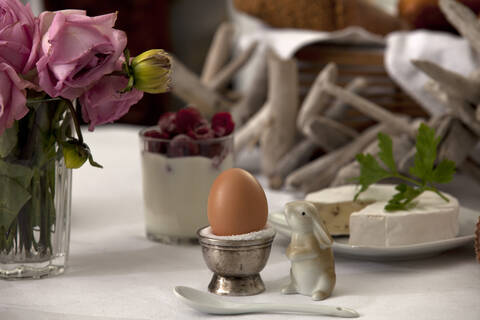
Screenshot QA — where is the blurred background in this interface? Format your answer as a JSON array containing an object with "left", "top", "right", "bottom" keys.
[
  {"left": 24, "top": 0, "right": 229, "bottom": 125},
  {"left": 21, "top": 0, "right": 480, "bottom": 126}
]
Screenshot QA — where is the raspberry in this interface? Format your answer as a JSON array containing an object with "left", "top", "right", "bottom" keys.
[
  {"left": 158, "top": 112, "right": 177, "bottom": 136},
  {"left": 143, "top": 129, "right": 166, "bottom": 139},
  {"left": 211, "top": 112, "right": 235, "bottom": 137},
  {"left": 143, "top": 130, "right": 169, "bottom": 153},
  {"left": 187, "top": 123, "right": 215, "bottom": 140},
  {"left": 167, "top": 134, "right": 199, "bottom": 157},
  {"left": 175, "top": 107, "right": 204, "bottom": 134}
]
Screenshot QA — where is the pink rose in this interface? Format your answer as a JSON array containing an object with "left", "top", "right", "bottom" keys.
[
  {"left": 36, "top": 10, "right": 127, "bottom": 100},
  {"left": 0, "top": 63, "right": 30, "bottom": 135},
  {"left": 79, "top": 75, "right": 143, "bottom": 131},
  {"left": 0, "top": 0, "right": 40, "bottom": 73}
]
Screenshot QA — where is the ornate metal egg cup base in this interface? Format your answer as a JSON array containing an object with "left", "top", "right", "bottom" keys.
[
  {"left": 208, "top": 273, "right": 265, "bottom": 296},
  {"left": 197, "top": 225, "right": 276, "bottom": 297}
]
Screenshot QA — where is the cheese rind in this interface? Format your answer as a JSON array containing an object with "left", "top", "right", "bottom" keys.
[{"left": 306, "top": 184, "right": 459, "bottom": 247}]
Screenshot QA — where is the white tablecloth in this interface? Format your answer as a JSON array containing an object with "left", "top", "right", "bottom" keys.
[{"left": 1, "top": 126, "right": 479, "bottom": 320}]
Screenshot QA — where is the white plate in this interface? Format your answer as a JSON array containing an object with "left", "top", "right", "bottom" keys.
[{"left": 269, "top": 206, "right": 479, "bottom": 261}]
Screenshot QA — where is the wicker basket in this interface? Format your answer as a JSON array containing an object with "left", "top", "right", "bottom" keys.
[{"left": 295, "top": 42, "right": 428, "bottom": 131}]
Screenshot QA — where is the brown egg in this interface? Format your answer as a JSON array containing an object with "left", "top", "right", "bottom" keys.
[{"left": 208, "top": 168, "right": 268, "bottom": 236}]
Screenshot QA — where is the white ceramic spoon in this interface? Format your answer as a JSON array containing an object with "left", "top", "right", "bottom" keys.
[{"left": 174, "top": 286, "right": 359, "bottom": 318}]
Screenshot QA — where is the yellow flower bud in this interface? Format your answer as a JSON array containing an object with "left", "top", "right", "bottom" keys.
[
  {"left": 131, "top": 49, "right": 171, "bottom": 94},
  {"left": 62, "top": 141, "right": 88, "bottom": 169}
]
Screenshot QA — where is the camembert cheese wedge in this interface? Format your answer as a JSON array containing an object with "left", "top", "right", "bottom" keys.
[{"left": 306, "top": 184, "right": 459, "bottom": 247}]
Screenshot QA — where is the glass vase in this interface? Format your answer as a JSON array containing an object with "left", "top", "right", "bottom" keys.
[{"left": 0, "top": 99, "right": 72, "bottom": 279}]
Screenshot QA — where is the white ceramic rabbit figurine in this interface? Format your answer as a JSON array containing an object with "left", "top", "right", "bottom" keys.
[{"left": 281, "top": 200, "right": 336, "bottom": 301}]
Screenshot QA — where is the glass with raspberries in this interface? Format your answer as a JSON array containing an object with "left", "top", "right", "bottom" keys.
[{"left": 139, "top": 107, "right": 235, "bottom": 244}]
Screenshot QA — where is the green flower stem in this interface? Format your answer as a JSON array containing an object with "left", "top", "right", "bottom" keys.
[
  {"left": 425, "top": 186, "right": 450, "bottom": 202},
  {"left": 63, "top": 99, "right": 84, "bottom": 144},
  {"left": 392, "top": 173, "right": 450, "bottom": 203},
  {"left": 26, "top": 98, "right": 62, "bottom": 104},
  {"left": 1, "top": 98, "right": 67, "bottom": 258},
  {"left": 109, "top": 70, "right": 128, "bottom": 77},
  {"left": 392, "top": 173, "right": 423, "bottom": 187},
  {"left": 391, "top": 173, "right": 449, "bottom": 204}
]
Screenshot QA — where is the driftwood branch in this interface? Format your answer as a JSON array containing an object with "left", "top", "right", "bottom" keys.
[
  {"left": 323, "top": 83, "right": 417, "bottom": 138},
  {"left": 208, "top": 42, "right": 258, "bottom": 91},
  {"left": 331, "top": 134, "right": 412, "bottom": 186},
  {"left": 438, "top": 119, "right": 478, "bottom": 166},
  {"left": 260, "top": 51, "right": 299, "bottom": 176},
  {"left": 462, "top": 158, "right": 480, "bottom": 184},
  {"left": 296, "top": 63, "right": 337, "bottom": 130},
  {"left": 201, "top": 22, "right": 234, "bottom": 84},
  {"left": 230, "top": 51, "right": 268, "bottom": 126},
  {"left": 412, "top": 59, "right": 480, "bottom": 104},
  {"left": 440, "top": 0, "right": 480, "bottom": 56},
  {"left": 325, "top": 77, "right": 368, "bottom": 120},
  {"left": 269, "top": 139, "right": 317, "bottom": 189},
  {"left": 446, "top": 94, "right": 480, "bottom": 136},
  {"left": 171, "top": 56, "right": 231, "bottom": 116},
  {"left": 286, "top": 124, "right": 385, "bottom": 192},
  {"left": 303, "top": 116, "right": 358, "bottom": 151},
  {"left": 234, "top": 103, "right": 271, "bottom": 151}
]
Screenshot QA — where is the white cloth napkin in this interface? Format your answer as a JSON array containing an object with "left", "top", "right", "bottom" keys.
[
  {"left": 231, "top": 10, "right": 384, "bottom": 92},
  {"left": 2, "top": 126, "right": 479, "bottom": 320}
]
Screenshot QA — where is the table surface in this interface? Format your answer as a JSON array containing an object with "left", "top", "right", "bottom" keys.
[{"left": 1, "top": 125, "right": 479, "bottom": 320}]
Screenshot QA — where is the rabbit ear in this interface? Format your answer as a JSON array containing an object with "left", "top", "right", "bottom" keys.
[{"left": 308, "top": 204, "right": 333, "bottom": 249}]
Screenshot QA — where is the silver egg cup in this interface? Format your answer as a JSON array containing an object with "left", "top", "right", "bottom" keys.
[{"left": 197, "top": 226, "right": 275, "bottom": 296}]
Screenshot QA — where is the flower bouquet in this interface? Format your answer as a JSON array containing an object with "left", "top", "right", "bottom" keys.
[{"left": 0, "top": 0, "right": 170, "bottom": 279}]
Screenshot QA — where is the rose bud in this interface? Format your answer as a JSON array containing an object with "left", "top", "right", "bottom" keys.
[
  {"left": 131, "top": 49, "right": 171, "bottom": 94},
  {"left": 62, "top": 141, "right": 89, "bottom": 169}
]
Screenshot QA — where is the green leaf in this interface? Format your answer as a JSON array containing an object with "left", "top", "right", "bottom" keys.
[
  {"left": 0, "top": 160, "right": 34, "bottom": 188},
  {"left": 377, "top": 132, "right": 397, "bottom": 173},
  {"left": 354, "top": 123, "right": 455, "bottom": 211},
  {"left": 354, "top": 153, "right": 392, "bottom": 200},
  {"left": 409, "top": 123, "right": 440, "bottom": 182},
  {"left": 88, "top": 153, "right": 103, "bottom": 168},
  {"left": 385, "top": 184, "right": 423, "bottom": 212},
  {"left": 0, "top": 176, "right": 31, "bottom": 229},
  {"left": 430, "top": 159, "right": 456, "bottom": 184},
  {"left": 0, "top": 122, "right": 18, "bottom": 158}
]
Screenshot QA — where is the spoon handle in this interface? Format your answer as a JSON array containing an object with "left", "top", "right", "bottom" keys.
[{"left": 246, "top": 303, "right": 359, "bottom": 318}]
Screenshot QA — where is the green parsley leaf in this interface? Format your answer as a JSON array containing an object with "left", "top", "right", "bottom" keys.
[
  {"left": 384, "top": 184, "right": 422, "bottom": 212},
  {"left": 430, "top": 159, "right": 456, "bottom": 184},
  {"left": 353, "top": 123, "right": 456, "bottom": 212},
  {"left": 377, "top": 132, "right": 397, "bottom": 173},
  {"left": 409, "top": 123, "right": 440, "bottom": 183},
  {"left": 353, "top": 153, "right": 391, "bottom": 200}
]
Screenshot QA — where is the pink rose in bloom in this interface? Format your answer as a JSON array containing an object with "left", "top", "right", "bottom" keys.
[
  {"left": 0, "top": 0, "right": 40, "bottom": 73},
  {"left": 79, "top": 75, "right": 143, "bottom": 131},
  {"left": 36, "top": 10, "right": 127, "bottom": 99},
  {"left": 0, "top": 63, "right": 30, "bottom": 134}
]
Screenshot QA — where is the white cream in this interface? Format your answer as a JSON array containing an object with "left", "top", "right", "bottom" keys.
[
  {"left": 306, "top": 184, "right": 459, "bottom": 247},
  {"left": 141, "top": 152, "right": 233, "bottom": 239}
]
